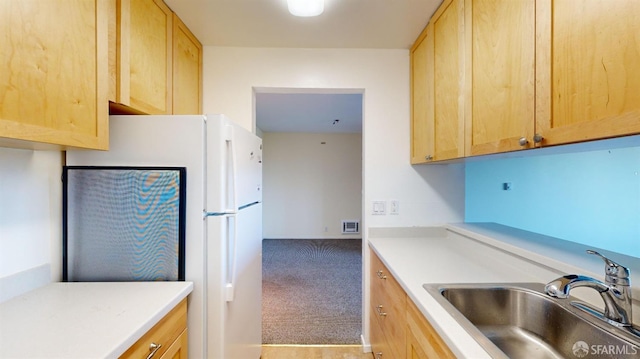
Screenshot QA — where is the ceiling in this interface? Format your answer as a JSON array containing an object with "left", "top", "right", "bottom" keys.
[
  {"left": 164, "top": 0, "right": 441, "bottom": 133},
  {"left": 164, "top": 0, "right": 441, "bottom": 49},
  {"left": 255, "top": 93, "right": 363, "bottom": 133}
]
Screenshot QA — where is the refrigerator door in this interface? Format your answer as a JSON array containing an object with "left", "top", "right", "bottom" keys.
[
  {"left": 205, "top": 114, "right": 262, "bottom": 359},
  {"left": 205, "top": 114, "right": 262, "bottom": 214},
  {"left": 206, "top": 203, "right": 262, "bottom": 359},
  {"left": 225, "top": 202, "right": 262, "bottom": 359},
  {"left": 231, "top": 122, "right": 262, "bottom": 207}
]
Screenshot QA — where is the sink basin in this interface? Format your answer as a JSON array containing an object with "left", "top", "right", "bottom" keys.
[{"left": 423, "top": 283, "right": 640, "bottom": 359}]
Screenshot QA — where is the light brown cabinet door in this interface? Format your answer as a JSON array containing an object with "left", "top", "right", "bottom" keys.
[
  {"left": 160, "top": 329, "right": 188, "bottom": 359},
  {"left": 370, "top": 251, "right": 406, "bottom": 359},
  {"left": 370, "top": 310, "right": 391, "bottom": 359},
  {"left": 406, "top": 299, "right": 455, "bottom": 359},
  {"left": 116, "top": 0, "right": 173, "bottom": 115},
  {"left": 172, "top": 14, "right": 202, "bottom": 115},
  {"left": 433, "top": 0, "right": 464, "bottom": 161},
  {"left": 120, "top": 299, "right": 187, "bottom": 359},
  {"left": 410, "top": 27, "right": 434, "bottom": 164},
  {"left": 410, "top": 0, "right": 464, "bottom": 163},
  {"left": 536, "top": 0, "right": 640, "bottom": 146},
  {"left": 465, "top": 0, "right": 536, "bottom": 156},
  {"left": 0, "top": 0, "right": 109, "bottom": 150}
]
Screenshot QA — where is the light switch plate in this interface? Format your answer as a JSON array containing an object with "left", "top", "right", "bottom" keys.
[
  {"left": 372, "top": 200, "right": 386, "bottom": 215},
  {"left": 389, "top": 200, "right": 399, "bottom": 215}
]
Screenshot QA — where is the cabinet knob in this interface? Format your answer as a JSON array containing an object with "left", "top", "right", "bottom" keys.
[
  {"left": 376, "top": 305, "right": 387, "bottom": 316},
  {"left": 376, "top": 270, "right": 387, "bottom": 280},
  {"left": 146, "top": 342, "right": 162, "bottom": 359},
  {"left": 425, "top": 155, "right": 433, "bottom": 161},
  {"left": 518, "top": 137, "right": 528, "bottom": 146},
  {"left": 533, "top": 133, "right": 544, "bottom": 143},
  {"left": 375, "top": 352, "right": 383, "bottom": 359}
]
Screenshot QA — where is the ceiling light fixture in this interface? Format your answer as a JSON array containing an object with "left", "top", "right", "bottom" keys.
[{"left": 287, "top": 0, "right": 324, "bottom": 17}]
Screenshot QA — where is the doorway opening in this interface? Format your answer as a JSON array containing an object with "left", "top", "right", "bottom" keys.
[{"left": 254, "top": 88, "right": 364, "bottom": 345}]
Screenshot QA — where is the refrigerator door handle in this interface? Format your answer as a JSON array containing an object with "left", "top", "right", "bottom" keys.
[
  {"left": 224, "top": 123, "right": 239, "bottom": 302},
  {"left": 225, "top": 213, "right": 238, "bottom": 302},
  {"left": 226, "top": 124, "right": 239, "bottom": 214},
  {"left": 204, "top": 210, "right": 237, "bottom": 217}
]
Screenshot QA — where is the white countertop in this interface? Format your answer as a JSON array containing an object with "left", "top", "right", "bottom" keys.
[
  {"left": 0, "top": 281, "right": 193, "bottom": 359},
  {"left": 367, "top": 223, "right": 640, "bottom": 358}
]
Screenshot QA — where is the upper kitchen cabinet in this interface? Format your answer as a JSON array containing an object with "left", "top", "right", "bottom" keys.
[
  {"left": 410, "top": 0, "right": 464, "bottom": 164},
  {"left": 410, "top": 23, "right": 434, "bottom": 164},
  {"left": 464, "top": 0, "right": 536, "bottom": 156},
  {"left": 0, "top": 0, "right": 109, "bottom": 150},
  {"left": 535, "top": 0, "right": 640, "bottom": 146},
  {"left": 113, "top": 0, "right": 173, "bottom": 115},
  {"left": 411, "top": 0, "right": 640, "bottom": 162},
  {"left": 172, "top": 14, "right": 202, "bottom": 115}
]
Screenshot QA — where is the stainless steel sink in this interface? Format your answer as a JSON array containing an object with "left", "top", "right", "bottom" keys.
[{"left": 423, "top": 283, "right": 640, "bottom": 359}]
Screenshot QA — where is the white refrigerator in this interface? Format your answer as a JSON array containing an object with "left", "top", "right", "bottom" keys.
[{"left": 66, "top": 114, "right": 263, "bottom": 359}]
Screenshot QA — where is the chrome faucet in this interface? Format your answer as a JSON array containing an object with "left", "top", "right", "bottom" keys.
[{"left": 545, "top": 250, "right": 633, "bottom": 326}]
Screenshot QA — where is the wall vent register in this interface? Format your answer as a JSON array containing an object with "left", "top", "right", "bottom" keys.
[{"left": 342, "top": 220, "right": 360, "bottom": 234}]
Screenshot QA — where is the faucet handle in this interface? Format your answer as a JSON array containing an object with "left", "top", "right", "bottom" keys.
[{"left": 587, "top": 250, "right": 630, "bottom": 285}]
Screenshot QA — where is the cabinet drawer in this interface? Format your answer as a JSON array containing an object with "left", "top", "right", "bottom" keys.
[
  {"left": 370, "top": 250, "right": 406, "bottom": 358},
  {"left": 369, "top": 313, "right": 391, "bottom": 359},
  {"left": 120, "top": 299, "right": 187, "bottom": 359}
]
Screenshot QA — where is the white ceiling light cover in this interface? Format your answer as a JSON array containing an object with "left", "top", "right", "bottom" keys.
[{"left": 287, "top": 0, "right": 324, "bottom": 17}]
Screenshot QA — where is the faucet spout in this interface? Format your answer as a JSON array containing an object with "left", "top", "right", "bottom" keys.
[
  {"left": 544, "top": 250, "right": 633, "bottom": 327},
  {"left": 545, "top": 274, "right": 609, "bottom": 298},
  {"left": 545, "top": 274, "right": 632, "bottom": 325}
]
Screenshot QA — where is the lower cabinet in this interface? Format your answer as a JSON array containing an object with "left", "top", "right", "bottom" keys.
[
  {"left": 370, "top": 251, "right": 406, "bottom": 358},
  {"left": 120, "top": 299, "right": 188, "bottom": 359},
  {"left": 406, "top": 298, "right": 455, "bottom": 359},
  {"left": 160, "top": 328, "right": 188, "bottom": 359},
  {"left": 370, "top": 249, "right": 454, "bottom": 359}
]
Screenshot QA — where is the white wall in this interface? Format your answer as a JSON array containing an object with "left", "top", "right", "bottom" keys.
[
  {"left": 202, "top": 46, "right": 465, "bottom": 348},
  {"left": 202, "top": 47, "right": 464, "bottom": 229},
  {"left": 262, "top": 132, "right": 362, "bottom": 239},
  {"left": 0, "top": 148, "right": 62, "bottom": 302}
]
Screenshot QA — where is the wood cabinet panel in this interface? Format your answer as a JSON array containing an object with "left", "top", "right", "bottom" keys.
[
  {"left": 0, "top": 0, "right": 108, "bottom": 149},
  {"left": 370, "top": 309, "right": 391, "bottom": 359},
  {"left": 536, "top": 0, "right": 640, "bottom": 146},
  {"left": 127, "top": 0, "right": 172, "bottom": 114},
  {"left": 406, "top": 298, "right": 455, "bottom": 359},
  {"left": 410, "top": 27, "right": 434, "bottom": 164},
  {"left": 369, "top": 249, "right": 454, "bottom": 359},
  {"left": 160, "top": 329, "right": 188, "bottom": 359},
  {"left": 411, "top": 0, "right": 640, "bottom": 161},
  {"left": 433, "top": 0, "right": 464, "bottom": 161},
  {"left": 107, "top": 0, "right": 118, "bottom": 103},
  {"left": 120, "top": 299, "right": 187, "bottom": 359},
  {"left": 465, "top": 0, "right": 535, "bottom": 155},
  {"left": 111, "top": 0, "right": 202, "bottom": 116},
  {"left": 409, "top": 0, "right": 463, "bottom": 163},
  {"left": 172, "top": 13, "right": 202, "bottom": 115},
  {"left": 370, "top": 251, "right": 406, "bottom": 359}
]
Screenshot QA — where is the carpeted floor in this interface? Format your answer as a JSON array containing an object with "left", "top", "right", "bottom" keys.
[{"left": 262, "top": 238, "right": 362, "bottom": 345}]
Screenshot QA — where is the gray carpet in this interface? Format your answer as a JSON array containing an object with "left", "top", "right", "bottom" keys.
[{"left": 262, "top": 238, "right": 362, "bottom": 344}]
